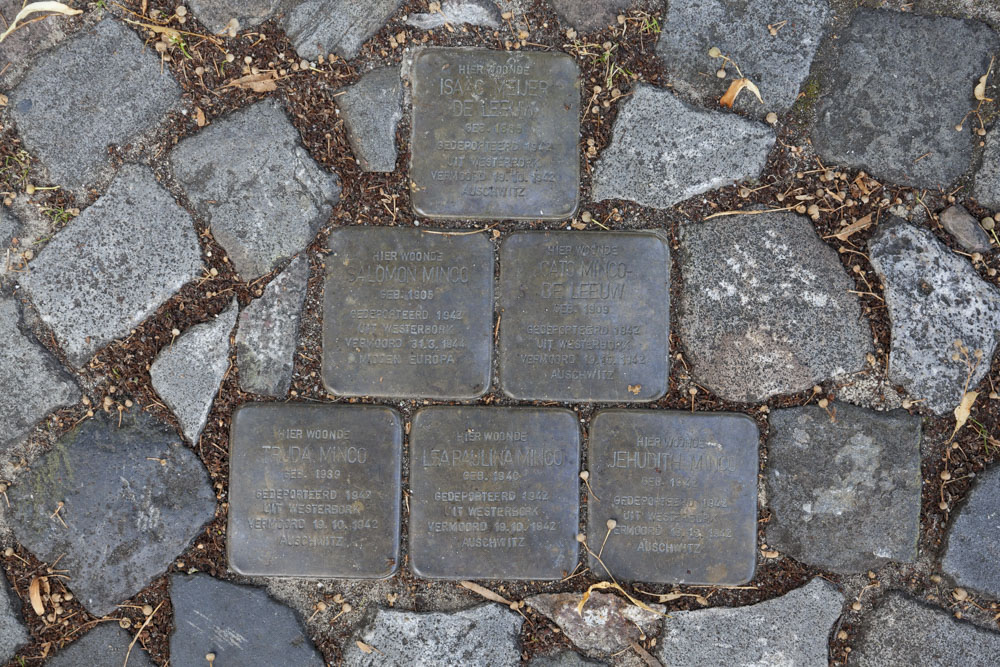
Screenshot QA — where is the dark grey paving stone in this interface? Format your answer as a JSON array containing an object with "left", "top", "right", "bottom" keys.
[
  {"left": 869, "top": 218, "right": 1000, "bottom": 415},
  {"left": 18, "top": 165, "right": 203, "bottom": 368},
  {"left": 0, "top": 573, "right": 28, "bottom": 665},
  {"left": 406, "top": 0, "right": 500, "bottom": 30},
  {"left": 170, "top": 574, "right": 323, "bottom": 666},
  {"left": 853, "top": 592, "right": 1000, "bottom": 665},
  {"left": 0, "top": 295, "right": 79, "bottom": 452},
  {"left": 408, "top": 407, "right": 580, "bottom": 580},
  {"left": 150, "top": 299, "right": 238, "bottom": 444},
  {"left": 0, "top": 204, "right": 18, "bottom": 249},
  {"left": 975, "top": 130, "right": 1000, "bottom": 210},
  {"left": 527, "top": 592, "right": 662, "bottom": 655},
  {"left": 227, "top": 403, "right": 402, "bottom": 578},
  {"left": 587, "top": 410, "right": 758, "bottom": 585},
  {"left": 943, "top": 466, "right": 1000, "bottom": 598},
  {"left": 657, "top": 579, "right": 844, "bottom": 666},
  {"left": 0, "top": 0, "right": 81, "bottom": 89},
  {"left": 940, "top": 205, "right": 992, "bottom": 253},
  {"left": 812, "top": 10, "right": 999, "bottom": 189},
  {"left": 338, "top": 67, "right": 402, "bottom": 172},
  {"left": 236, "top": 256, "right": 308, "bottom": 397},
  {"left": 591, "top": 84, "right": 774, "bottom": 209},
  {"left": 188, "top": 0, "right": 281, "bottom": 33},
  {"left": 169, "top": 100, "right": 340, "bottom": 280},
  {"left": 656, "top": 0, "right": 829, "bottom": 116},
  {"left": 766, "top": 403, "right": 922, "bottom": 574},
  {"left": 678, "top": 210, "right": 871, "bottom": 403},
  {"left": 46, "top": 624, "right": 154, "bottom": 667},
  {"left": 8, "top": 409, "right": 216, "bottom": 617},
  {"left": 342, "top": 604, "right": 522, "bottom": 666},
  {"left": 549, "top": 0, "right": 629, "bottom": 32},
  {"left": 283, "top": 0, "right": 403, "bottom": 60},
  {"left": 9, "top": 19, "right": 180, "bottom": 192}
]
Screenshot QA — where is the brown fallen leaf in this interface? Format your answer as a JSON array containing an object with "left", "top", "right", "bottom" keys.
[
  {"left": 28, "top": 576, "right": 45, "bottom": 616},
  {"left": 223, "top": 72, "right": 278, "bottom": 93},
  {"left": 827, "top": 213, "right": 873, "bottom": 242},
  {"left": 952, "top": 391, "right": 979, "bottom": 440},
  {"left": 0, "top": 2, "right": 82, "bottom": 43},
  {"left": 194, "top": 107, "right": 206, "bottom": 127},
  {"left": 627, "top": 384, "right": 641, "bottom": 395},
  {"left": 356, "top": 640, "right": 375, "bottom": 654},
  {"left": 459, "top": 580, "right": 512, "bottom": 605},
  {"left": 719, "top": 78, "right": 763, "bottom": 108}
]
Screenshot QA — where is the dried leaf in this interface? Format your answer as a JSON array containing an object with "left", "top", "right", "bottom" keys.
[
  {"left": 0, "top": 2, "right": 82, "bottom": 43},
  {"left": 952, "top": 391, "right": 979, "bottom": 438},
  {"left": 459, "top": 580, "right": 512, "bottom": 605},
  {"left": 223, "top": 72, "right": 278, "bottom": 93},
  {"left": 720, "top": 78, "right": 763, "bottom": 108},
  {"left": 828, "top": 214, "right": 873, "bottom": 241},
  {"left": 577, "top": 581, "right": 665, "bottom": 617},
  {"left": 356, "top": 640, "right": 374, "bottom": 654},
  {"left": 975, "top": 75, "right": 989, "bottom": 101},
  {"left": 28, "top": 576, "right": 45, "bottom": 616},
  {"left": 194, "top": 107, "right": 206, "bottom": 127}
]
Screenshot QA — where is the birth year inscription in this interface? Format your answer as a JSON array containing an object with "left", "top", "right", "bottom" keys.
[
  {"left": 227, "top": 404, "right": 402, "bottom": 578},
  {"left": 409, "top": 407, "right": 580, "bottom": 579},
  {"left": 410, "top": 48, "right": 580, "bottom": 220},
  {"left": 323, "top": 228, "right": 493, "bottom": 399},
  {"left": 499, "top": 231, "right": 669, "bottom": 402},
  {"left": 588, "top": 410, "right": 758, "bottom": 585}
]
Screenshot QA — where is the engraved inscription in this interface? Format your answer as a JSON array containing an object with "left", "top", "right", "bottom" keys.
[
  {"left": 409, "top": 407, "right": 580, "bottom": 579},
  {"left": 588, "top": 410, "right": 758, "bottom": 585},
  {"left": 410, "top": 48, "right": 580, "bottom": 220},
  {"left": 499, "top": 231, "right": 669, "bottom": 402},
  {"left": 227, "top": 404, "right": 402, "bottom": 578},
  {"left": 323, "top": 228, "right": 493, "bottom": 399}
]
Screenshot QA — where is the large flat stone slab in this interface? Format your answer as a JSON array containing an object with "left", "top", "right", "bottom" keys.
[
  {"left": 170, "top": 574, "right": 323, "bottom": 666},
  {"left": 236, "top": 255, "right": 309, "bottom": 397},
  {"left": 338, "top": 67, "right": 402, "bottom": 172},
  {"left": 527, "top": 592, "right": 662, "bottom": 656},
  {"left": 549, "top": 0, "right": 629, "bottom": 33},
  {"left": 169, "top": 100, "right": 340, "bottom": 280},
  {"left": 284, "top": 0, "right": 403, "bottom": 60},
  {"left": 323, "top": 227, "right": 493, "bottom": 399},
  {"left": 657, "top": 579, "right": 844, "bottom": 666},
  {"left": 943, "top": 466, "right": 1000, "bottom": 598},
  {"left": 869, "top": 218, "right": 1000, "bottom": 414},
  {"left": 591, "top": 84, "right": 774, "bottom": 209},
  {"left": 0, "top": 295, "right": 79, "bottom": 451},
  {"left": 227, "top": 403, "right": 402, "bottom": 578},
  {"left": 409, "top": 407, "right": 580, "bottom": 580},
  {"left": 9, "top": 19, "right": 180, "bottom": 191},
  {"left": 0, "top": 0, "right": 79, "bottom": 89},
  {"left": 150, "top": 299, "right": 238, "bottom": 444},
  {"left": 0, "top": 205, "right": 17, "bottom": 249},
  {"left": 18, "top": 165, "right": 204, "bottom": 368},
  {"left": 812, "top": 10, "right": 999, "bottom": 189},
  {"left": 8, "top": 409, "right": 216, "bottom": 617},
  {"left": 975, "top": 130, "right": 1000, "bottom": 210},
  {"left": 499, "top": 231, "right": 669, "bottom": 402},
  {"left": 766, "top": 403, "right": 922, "bottom": 574},
  {"left": 188, "top": 0, "right": 281, "bottom": 33},
  {"left": 656, "top": 0, "right": 829, "bottom": 116},
  {"left": 47, "top": 624, "right": 154, "bottom": 667},
  {"left": 587, "top": 410, "right": 758, "bottom": 585},
  {"left": 678, "top": 210, "right": 872, "bottom": 403},
  {"left": 0, "top": 574, "right": 28, "bottom": 664},
  {"left": 342, "top": 604, "right": 522, "bottom": 666},
  {"left": 410, "top": 48, "right": 580, "bottom": 220},
  {"left": 852, "top": 593, "right": 1000, "bottom": 665}
]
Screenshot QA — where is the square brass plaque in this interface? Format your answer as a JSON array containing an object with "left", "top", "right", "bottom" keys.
[
  {"left": 227, "top": 403, "right": 402, "bottom": 578},
  {"left": 499, "top": 231, "right": 669, "bottom": 402},
  {"left": 588, "top": 410, "right": 758, "bottom": 585},
  {"left": 410, "top": 48, "right": 580, "bottom": 220},
  {"left": 322, "top": 228, "right": 494, "bottom": 399},
  {"left": 409, "top": 407, "right": 580, "bottom": 579}
]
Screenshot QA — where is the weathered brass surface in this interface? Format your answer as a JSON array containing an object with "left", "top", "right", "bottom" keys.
[
  {"left": 409, "top": 406, "right": 580, "bottom": 579},
  {"left": 588, "top": 410, "right": 758, "bottom": 585},
  {"left": 323, "top": 227, "right": 493, "bottom": 399},
  {"left": 228, "top": 403, "right": 402, "bottom": 578},
  {"left": 499, "top": 231, "right": 670, "bottom": 402},
  {"left": 410, "top": 48, "right": 580, "bottom": 220}
]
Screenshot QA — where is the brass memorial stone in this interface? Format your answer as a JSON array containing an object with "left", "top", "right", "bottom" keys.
[
  {"left": 588, "top": 410, "right": 758, "bottom": 585},
  {"left": 227, "top": 403, "right": 402, "bottom": 578},
  {"left": 408, "top": 407, "right": 580, "bottom": 579},
  {"left": 322, "top": 227, "right": 493, "bottom": 399},
  {"left": 499, "top": 231, "right": 670, "bottom": 402},
  {"left": 410, "top": 48, "right": 580, "bottom": 220}
]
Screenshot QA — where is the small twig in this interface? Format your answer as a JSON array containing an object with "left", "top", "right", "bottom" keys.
[{"left": 123, "top": 601, "right": 163, "bottom": 667}]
